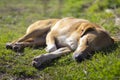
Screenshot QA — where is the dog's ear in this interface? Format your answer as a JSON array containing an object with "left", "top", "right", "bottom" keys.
[
  {"left": 77, "top": 22, "right": 101, "bottom": 37},
  {"left": 80, "top": 24, "right": 95, "bottom": 37}
]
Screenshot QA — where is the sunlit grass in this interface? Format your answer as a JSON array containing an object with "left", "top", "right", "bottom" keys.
[{"left": 0, "top": 0, "right": 120, "bottom": 80}]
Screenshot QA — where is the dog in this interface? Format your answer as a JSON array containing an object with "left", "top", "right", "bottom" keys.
[{"left": 6, "top": 17, "right": 114, "bottom": 67}]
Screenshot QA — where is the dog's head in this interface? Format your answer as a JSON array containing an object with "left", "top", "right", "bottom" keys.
[{"left": 73, "top": 22, "right": 114, "bottom": 62}]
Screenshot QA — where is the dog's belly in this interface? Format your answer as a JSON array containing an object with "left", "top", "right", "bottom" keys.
[{"left": 56, "top": 35, "right": 78, "bottom": 50}]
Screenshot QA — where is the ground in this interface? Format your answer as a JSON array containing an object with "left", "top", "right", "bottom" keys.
[{"left": 0, "top": 0, "right": 120, "bottom": 80}]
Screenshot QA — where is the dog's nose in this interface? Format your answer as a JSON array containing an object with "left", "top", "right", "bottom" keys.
[
  {"left": 73, "top": 53, "right": 84, "bottom": 62},
  {"left": 73, "top": 53, "right": 87, "bottom": 62}
]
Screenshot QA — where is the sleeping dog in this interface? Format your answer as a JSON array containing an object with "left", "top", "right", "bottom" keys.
[{"left": 6, "top": 17, "right": 114, "bottom": 67}]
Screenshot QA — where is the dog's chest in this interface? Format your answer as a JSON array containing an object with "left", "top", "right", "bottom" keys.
[{"left": 56, "top": 35, "right": 78, "bottom": 50}]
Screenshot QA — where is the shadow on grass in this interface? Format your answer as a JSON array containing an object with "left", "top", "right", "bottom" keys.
[
  {"left": 96, "top": 42, "right": 119, "bottom": 55},
  {"left": 35, "top": 58, "right": 60, "bottom": 71},
  {"left": 35, "top": 42, "right": 119, "bottom": 70},
  {"left": 81, "top": 42, "right": 120, "bottom": 62}
]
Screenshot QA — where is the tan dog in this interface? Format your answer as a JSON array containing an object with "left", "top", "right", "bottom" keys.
[{"left": 6, "top": 17, "right": 114, "bottom": 67}]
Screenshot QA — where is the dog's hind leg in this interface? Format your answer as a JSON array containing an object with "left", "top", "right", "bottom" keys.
[
  {"left": 6, "top": 34, "right": 35, "bottom": 50},
  {"left": 11, "top": 34, "right": 46, "bottom": 52},
  {"left": 32, "top": 47, "right": 71, "bottom": 68},
  {"left": 6, "top": 29, "right": 48, "bottom": 50},
  {"left": 6, "top": 32, "right": 37, "bottom": 50},
  {"left": 12, "top": 30, "right": 46, "bottom": 43}
]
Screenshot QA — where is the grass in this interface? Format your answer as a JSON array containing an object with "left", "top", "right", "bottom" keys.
[{"left": 0, "top": 0, "right": 120, "bottom": 80}]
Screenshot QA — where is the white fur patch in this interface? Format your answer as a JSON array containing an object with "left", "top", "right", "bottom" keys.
[
  {"left": 66, "top": 37, "right": 78, "bottom": 50},
  {"left": 56, "top": 36, "right": 78, "bottom": 51},
  {"left": 46, "top": 44, "right": 57, "bottom": 52}
]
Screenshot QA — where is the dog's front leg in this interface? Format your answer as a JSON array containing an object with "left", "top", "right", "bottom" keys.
[
  {"left": 72, "top": 35, "right": 93, "bottom": 62},
  {"left": 46, "top": 32, "right": 57, "bottom": 52},
  {"left": 32, "top": 47, "right": 71, "bottom": 68}
]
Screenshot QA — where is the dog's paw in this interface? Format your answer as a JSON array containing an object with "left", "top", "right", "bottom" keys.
[
  {"left": 32, "top": 61, "right": 40, "bottom": 68},
  {"left": 32, "top": 55, "right": 45, "bottom": 68},
  {"left": 6, "top": 43, "right": 13, "bottom": 49},
  {"left": 12, "top": 43, "right": 24, "bottom": 52}
]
